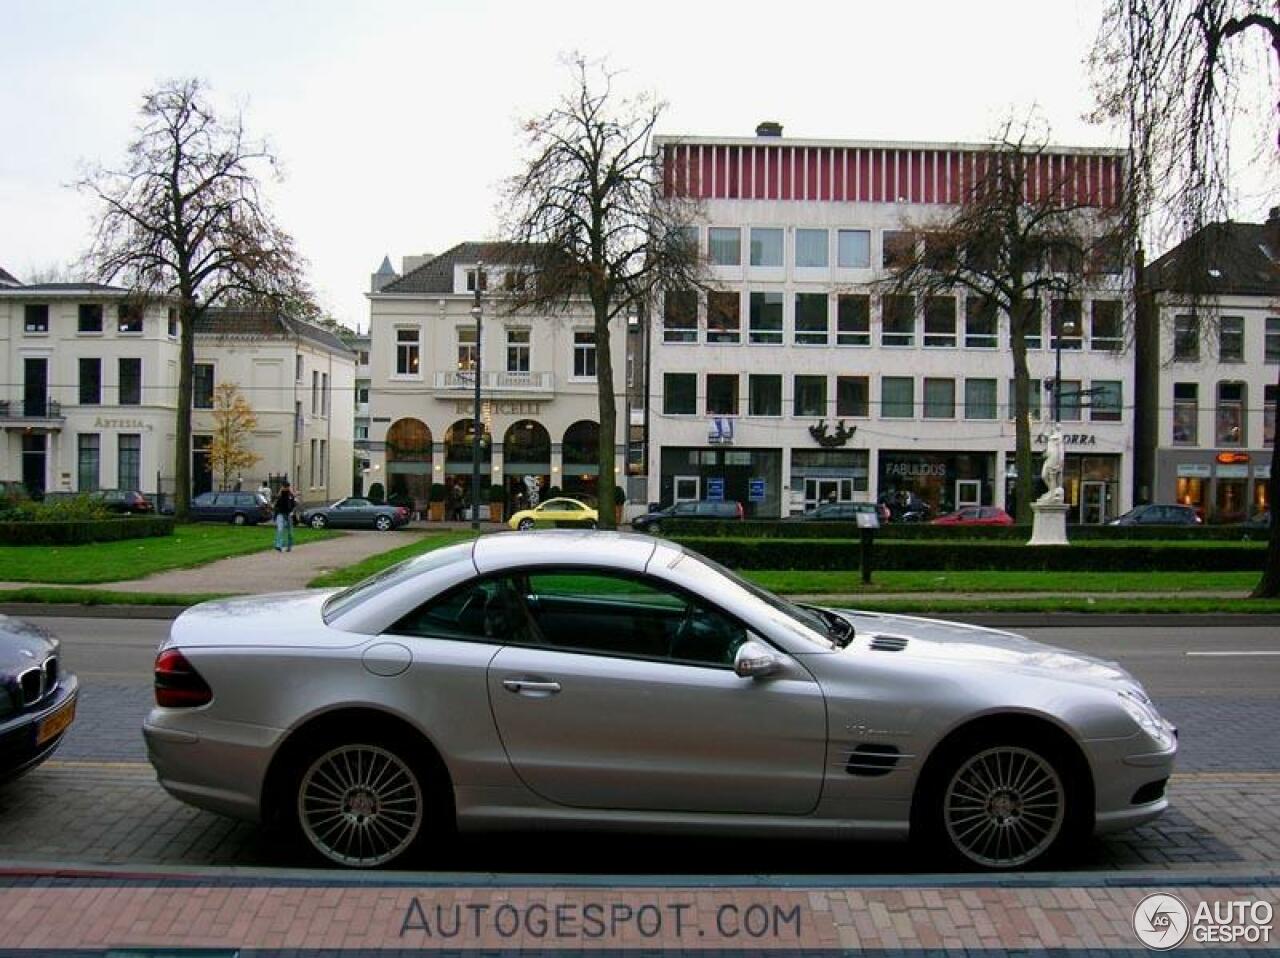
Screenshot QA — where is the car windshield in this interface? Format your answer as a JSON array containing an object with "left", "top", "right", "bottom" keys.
[{"left": 323, "top": 541, "right": 475, "bottom": 621}]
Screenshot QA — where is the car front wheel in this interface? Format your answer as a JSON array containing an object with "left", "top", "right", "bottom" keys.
[
  {"left": 310, "top": 515, "right": 327, "bottom": 529},
  {"left": 232, "top": 513, "right": 247, "bottom": 526},
  {"left": 518, "top": 518, "right": 535, "bottom": 531},
  {"left": 374, "top": 515, "right": 392, "bottom": 531}
]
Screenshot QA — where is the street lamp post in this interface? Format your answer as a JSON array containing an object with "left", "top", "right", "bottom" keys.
[
  {"left": 470, "top": 262, "right": 483, "bottom": 531},
  {"left": 1052, "top": 316, "right": 1078, "bottom": 424}
]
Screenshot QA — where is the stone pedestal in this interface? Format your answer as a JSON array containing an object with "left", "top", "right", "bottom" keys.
[{"left": 1027, "top": 500, "right": 1070, "bottom": 546}]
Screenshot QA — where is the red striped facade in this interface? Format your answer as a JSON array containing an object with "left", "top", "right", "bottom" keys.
[{"left": 662, "top": 142, "right": 1124, "bottom": 209}]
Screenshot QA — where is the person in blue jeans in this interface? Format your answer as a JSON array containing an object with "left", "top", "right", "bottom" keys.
[{"left": 274, "top": 480, "right": 296, "bottom": 552}]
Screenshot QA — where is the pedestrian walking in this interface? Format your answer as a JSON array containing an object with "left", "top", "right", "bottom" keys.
[{"left": 274, "top": 480, "right": 296, "bottom": 552}]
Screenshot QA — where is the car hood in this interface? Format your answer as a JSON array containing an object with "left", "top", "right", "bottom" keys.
[
  {"left": 831, "top": 609, "right": 1137, "bottom": 690},
  {"left": 0, "top": 615, "right": 57, "bottom": 671},
  {"left": 165, "top": 589, "right": 361, "bottom": 650}
]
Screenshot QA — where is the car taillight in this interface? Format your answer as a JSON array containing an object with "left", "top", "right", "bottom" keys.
[{"left": 154, "top": 648, "right": 213, "bottom": 708}]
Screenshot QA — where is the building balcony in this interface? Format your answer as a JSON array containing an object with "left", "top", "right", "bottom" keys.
[
  {"left": 432, "top": 371, "right": 554, "bottom": 395},
  {"left": 0, "top": 397, "right": 64, "bottom": 430}
]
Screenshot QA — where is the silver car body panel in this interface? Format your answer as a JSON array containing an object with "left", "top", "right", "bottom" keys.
[{"left": 143, "top": 531, "right": 1175, "bottom": 843}]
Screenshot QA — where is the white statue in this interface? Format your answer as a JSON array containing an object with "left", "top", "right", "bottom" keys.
[
  {"left": 523, "top": 474, "right": 541, "bottom": 506},
  {"left": 1038, "top": 426, "right": 1065, "bottom": 504}
]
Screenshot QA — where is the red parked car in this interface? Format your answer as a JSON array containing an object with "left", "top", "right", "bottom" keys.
[{"left": 931, "top": 506, "right": 1014, "bottom": 527}]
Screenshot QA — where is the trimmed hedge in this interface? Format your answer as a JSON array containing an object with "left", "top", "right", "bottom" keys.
[
  {"left": 662, "top": 519, "right": 1261, "bottom": 542},
  {"left": 672, "top": 535, "right": 1265, "bottom": 572},
  {"left": 0, "top": 516, "right": 175, "bottom": 546}
]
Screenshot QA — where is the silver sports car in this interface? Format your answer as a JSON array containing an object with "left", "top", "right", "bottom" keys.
[{"left": 143, "top": 532, "right": 1177, "bottom": 871}]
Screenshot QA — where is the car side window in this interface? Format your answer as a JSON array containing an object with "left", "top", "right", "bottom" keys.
[
  {"left": 391, "top": 577, "right": 536, "bottom": 643},
  {"left": 515, "top": 569, "right": 747, "bottom": 668},
  {"left": 673, "top": 502, "right": 697, "bottom": 516}
]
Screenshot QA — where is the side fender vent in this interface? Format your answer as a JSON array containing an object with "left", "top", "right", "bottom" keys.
[
  {"left": 846, "top": 744, "right": 900, "bottom": 777},
  {"left": 869, "top": 635, "right": 909, "bottom": 652}
]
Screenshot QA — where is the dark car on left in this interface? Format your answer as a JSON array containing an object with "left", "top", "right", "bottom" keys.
[
  {"left": 300, "top": 497, "right": 410, "bottom": 531},
  {"left": 0, "top": 616, "right": 77, "bottom": 782},
  {"left": 98, "top": 490, "right": 155, "bottom": 514}
]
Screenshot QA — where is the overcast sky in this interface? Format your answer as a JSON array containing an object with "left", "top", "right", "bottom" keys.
[{"left": 1, "top": 0, "right": 1273, "bottom": 331}]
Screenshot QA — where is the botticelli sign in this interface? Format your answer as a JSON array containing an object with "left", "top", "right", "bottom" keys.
[{"left": 452, "top": 401, "right": 545, "bottom": 416}]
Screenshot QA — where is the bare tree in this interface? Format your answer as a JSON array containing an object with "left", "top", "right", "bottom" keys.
[
  {"left": 208, "top": 382, "right": 261, "bottom": 492},
  {"left": 79, "top": 78, "right": 311, "bottom": 519},
  {"left": 1093, "top": 1, "right": 1280, "bottom": 595},
  {"left": 885, "top": 119, "right": 1126, "bottom": 522},
  {"left": 500, "top": 57, "right": 702, "bottom": 529}
]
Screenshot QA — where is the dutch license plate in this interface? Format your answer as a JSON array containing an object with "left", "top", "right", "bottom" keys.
[{"left": 36, "top": 697, "right": 76, "bottom": 746}]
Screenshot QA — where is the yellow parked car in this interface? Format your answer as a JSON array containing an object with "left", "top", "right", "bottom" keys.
[{"left": 507, "top": 497, "right": 599, "bottom": 531}]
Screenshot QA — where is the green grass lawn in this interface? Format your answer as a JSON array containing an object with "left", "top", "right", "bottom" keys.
[
  {"left": 0, "top": 523, "right": 339, "bottom": 584},
  {"left": 749, "top": 569, "right": 1260, "bottom": 595},
  {"left": 307, "top": 532, "right": 478, "bottom": 588}
]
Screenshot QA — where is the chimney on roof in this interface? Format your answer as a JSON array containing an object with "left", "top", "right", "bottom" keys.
[{"left": 755, "top": 121, "right": 783, "bottom": 138}]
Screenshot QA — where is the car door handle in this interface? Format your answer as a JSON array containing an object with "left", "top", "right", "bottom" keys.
[{"left": 502, "top": 679, "right": 561, "bottom": 695}]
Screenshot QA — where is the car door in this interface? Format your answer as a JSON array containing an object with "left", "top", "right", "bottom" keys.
[{"left": 486, "top": 567, "right": 827, "bottom": 815}]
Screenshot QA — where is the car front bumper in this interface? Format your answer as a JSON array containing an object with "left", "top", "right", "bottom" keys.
[
  {"left": 0, "top": 674, "right": 79, "bottom": 782},
  {"left": 1088, "top": 728, "right": 1178, "bottom": 834}
]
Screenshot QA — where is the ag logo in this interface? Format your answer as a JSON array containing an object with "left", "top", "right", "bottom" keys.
[{"left": 1133, "top": 893, "right": 1190, "bottom": 950}]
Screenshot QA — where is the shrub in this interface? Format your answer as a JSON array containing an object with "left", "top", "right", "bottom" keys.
[
  {"left": 662, "top": 519, "right": 1257, "bottom": 542},
  {"left": 367, "top": 482, "right": 385, "bottom": 504},
  {"left": 17, "top": 494, "right": 112, "bottom": 523},
  {"left": 0, "top": 516, "right": 174, "bottom": 546}
]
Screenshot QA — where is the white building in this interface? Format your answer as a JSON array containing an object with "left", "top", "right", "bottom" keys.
[
  {"left": 366, "top": 242, "right": 626, "bottom": 516},
  {"left": 647, "top": 128, "right": 1135, "bottom": 522},
  {"left": 1138, "top": 212, "right": 1280, "bottom": 521}
]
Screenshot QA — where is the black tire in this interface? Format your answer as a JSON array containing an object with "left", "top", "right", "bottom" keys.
[
  {"left": 586, "top": 519, "right": 597, "bottom": 530},
  {"left": 374, "top": 515, "right": 392, "bottom": 531},
  {"left": 232, "top": 513, "right": 247, "bottom": 526},
  {"left": 518, "top": 518, "right": 535, "bottom": 531},
  {"left": 310, "top": 514, "right": 327, "bottom": 529},
  {"left": 288, "top": 735, "right": 447, "bottom": 869},
  {"left": 914, "top": 731, "right": 1082, "bottom": 871}
]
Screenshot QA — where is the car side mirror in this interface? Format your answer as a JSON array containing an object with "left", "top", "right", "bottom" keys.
[{"left": 734, "top": 639, "right": 782, "bottom": 679}]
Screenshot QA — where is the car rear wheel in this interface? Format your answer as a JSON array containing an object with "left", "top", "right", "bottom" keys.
[
  {"left": 585, "top": 519, "right": 597, "bottom": 530},
  {"left": 310, "top": 515, "right": 327, "bottom": 529},
  {"left": 374, "top": 515, "right": 392, "bottom": 531},
  {"left": 232, "top": 513, "right": 247, "bottom": 526},
  {"left": 920, "top": 736, "right": 1077, "bottom": 871},
  {"left": 518, "top": 518, "right": 535, "bottom": 531},
  {"left": 295, "top": 741, "right": 427, "bottom": 868}
]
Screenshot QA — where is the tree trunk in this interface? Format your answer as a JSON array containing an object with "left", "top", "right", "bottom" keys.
[
  {"left": 1009, "top": 297, "right": 1035, "bottom": 524},
  {"left": 594, "top": 304, "right": 617, "bottom": 531},
  {"left": 174, "top": 294, "right": 196, "bottom": 521},
  {"left": 1250, "top": 359, "right": 1280, "bottom": 597}
]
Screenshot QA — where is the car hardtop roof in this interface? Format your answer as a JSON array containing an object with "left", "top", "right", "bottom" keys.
[{"left": 472, "top": 529, "right": 662, "bottom": 575}]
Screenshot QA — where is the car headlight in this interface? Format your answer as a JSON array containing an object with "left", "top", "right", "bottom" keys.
[{"left": 1118, "top": 688, "right": 1175, "bottom": 749}]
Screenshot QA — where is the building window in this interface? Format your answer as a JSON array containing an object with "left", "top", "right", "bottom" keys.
[
  {"left": 706, "top": 374, "right": 739, "bottom": 415},
  {"left": 748, "top": 291, "right": 783, "bottom": 344},
  {"left": 465, "top": 269, "right": 487, "bottom": 292},
  {"left": 1174, "top": 314, "right": 1200, "bottom": 361},
  {"left": 395, "top": 329, "right": 420, "bottom": 375},
  {"left": 924, "top": 296, "right": 957, "bottom": 348},
  {"left": 793, "top": 375, "right": 827, "bottom": 417},
  {"left": 1090, "top": 300, "right": 1123, "bottom": 351},
  {"left": 118, "top": 358, "right": 142, "bottom": 406},
  {"left": 1266, "top": 385, "right": 1278, "bottom": 446},
  {"left": 1091, "top": 235, "right": 1125, "bottom": 274},
  {"left": 882, "top": 231, "right": 914, "bottom": 269},
  {"left": 707, "top": 291, "right": 741, "bottom": 344},
  {"left": 881, "top": 377, "right": 914, "bottom": 418},
  {"left": 294, "top": 400, "right": 303, "bottom": 442},
  {"left": 837, "top": 229, "right": 871, "bottom": 268},
  {"left": 311, "top": 370, "right": 320, "bottom": 414},
  {"left": 1216, "top": 381, "right": 1246, "bottom": 445},
  {"left": 356, "top": 385, "right": 369, "bottom": 405},
  {"left": 923, "top": 378, "right": 955, "bottom": 419},
  {"left": 321, "top": 373, "right": 329, "bottom": 416},
  {"left": 167, "top": 307, "right": 179, "bottom": 338},
  {"left": 1219, "top": 316, "right": 1244, "bottom": 362},
  {"left": 23, "top": 304, "right": 49, "bottom": 333},
  {"left": 964, "top": 378, "right": 998, "bottom": 420},
  {"left": 836, "top": 376, "right": 869, "bottom": 417},
  {"left": 506, "top": 328, "right": 531, "bottom": 373},
  {"left": 358, "top": 350, "right": 369, "bottom": 365},
  {"left": 881, "top": 295, "right": 914, "bottom": 347},
  {"left": 193, "top": 363, "right": 214, "bottom": 409},
  {"left": 708, "top": 227, "right": 741, "bottom": 266},
  {"left": 319, "top": 440, "right": 327, "bottom": 486},
  {"left": 836, "top": 295, "right": 870, "bottom": 346},
  {"left": 1090, "top": 380, "right": 1122, "bottom": 422},
  {"left": 1018, "top": 299, "right": 1043, "bottom": 350},
  {"left": 794, "top": 293, "right": 829, "bottom": 345},
  {"left": 79, "top": 358, "right": 102, "bottom": 406},
  {"left": 1007, "top": 378, "right": 1042, "bottom": 421},
  {"left": 1058, "top": 379, "right": 1083, "bottom": 421},
  {"left": 1173, "top": 383, "right": 1198, "bottom": 444},
  {"left": 748, "top": 374, "right": 782, "bottom": 416},
  {"left": 117, "top": 304, "right": 143, "bottom": 333},
  {"left": 1049, "top": 243, "right": 1083, "bottom": 274},
  {"left": 663, "top": 290, "right": 698, "bottom": 343},
  {"left": 356, "top": 424, "right": 369, "bottom": 441},
  {"left": 573, "top": 330, "right": 597, "bottom": 378},
  {"left": 663, "top": 373, "right": 696, "bottom": 415},
  {"left": 310, "top": 439, "right": 318, "bottom": 486},
  {"left": 965, "top": 297, "right": 997, "bottom": 348},
  {"left": 1050, "top": 299, "right": 1083, "bottom": 349},
  {"left": 117, "top": 434, "right": 141, "bottom": 490},
  {"left": 749, "top": 228, "right": 783, "bottom": 267},
  {"left": 795, "top": 229, "right": 828, "bottom": 267},
  {"left": 1267, "top": 318, "right": 1280, "bottom": 363},
  {"left": 456, "top": 326, "right": 478, "bottom": 372},
  {"left": 295, "top": 354, "right": 304, "bottom": 382},
  {"left": 77, "top": 434, "right": 100, "bottom": 492},
  {"left": 78, "top": 304, "right": 103, "bottom": 333}
]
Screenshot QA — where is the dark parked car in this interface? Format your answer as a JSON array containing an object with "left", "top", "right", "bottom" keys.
[
  {"left": 301, "top": 497, "right": 410, "bottom": 531},
  {"left": 190, "top": 491, "right": 273, "bottom": 525},
  {"left": 931, "top": 506, "right": 1015, "bottom": 527},
  {"left": 784, "top": 501, "right": 889, "bottom": 523},
  {"left": 630, "top": 499, "right": 743, "bottom": 533},
  {"left": 0, "top": 616, "right": 77, "bottom": 782},
  {"left": 98, "top": 490, "right": 154, "bottom": 514},
  {"left": 1109, "top": 504, "right": 1202, "bottom": 527}
]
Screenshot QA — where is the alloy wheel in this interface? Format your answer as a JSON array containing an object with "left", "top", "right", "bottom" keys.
[
  {"left": 311, "top": 515, "right": 326, "bottom": 528},
  {"left": 518, "top": 519, "right": 534, "bottom": 530},
  {"left": 297, "top": 743, "right": 423, "bottom": 868},
  {"left": 942, "top": 745, "right": 1065, "bottom": 868},
  {"left": 375, "top": 516, "right": 391, "bottom": 531}
]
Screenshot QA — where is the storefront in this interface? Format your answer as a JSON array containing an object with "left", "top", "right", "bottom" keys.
[
  {"left": 560, "top": 420, "right": 601, "bottom": 502},
  {"left": 1003, "top": 451, "right": 1122, "bottom": 523},
  {"left": 788, "top": 449, "right": 870, "bottom": 513},
  {"left": 1161, "top": 449, "right": 1269, "bottom": 522},
  {"left": 658, "top": 447, "right": 782, "bottom": 517},
  {"left": 879, "top": 451, "right": 996, "bottom": 518},
  {"left": 502, "top": 419, "right": 550, "bottom": 514}
]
